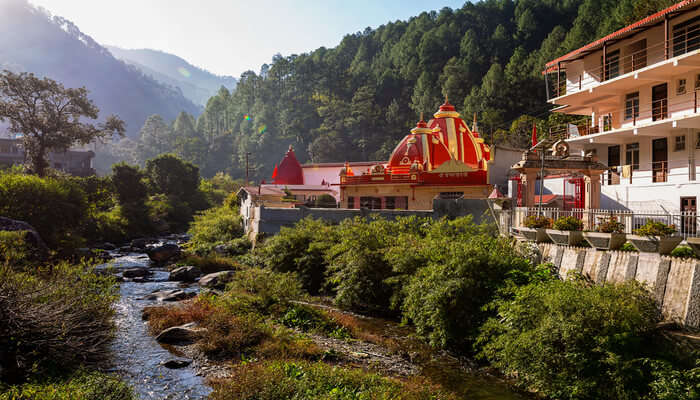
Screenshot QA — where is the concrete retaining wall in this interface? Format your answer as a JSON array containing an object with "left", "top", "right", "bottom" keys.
[{"left": 538, "top": 243, "right": 700, "bottom": 328}]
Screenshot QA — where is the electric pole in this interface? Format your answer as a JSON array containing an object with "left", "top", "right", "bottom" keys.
[{"left": 245, "top": 152, "right": 251, "bottom": 185}]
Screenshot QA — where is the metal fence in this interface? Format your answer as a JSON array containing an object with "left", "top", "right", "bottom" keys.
[{"left": 503, "top": 207, "right": 699, "bottom": 240}]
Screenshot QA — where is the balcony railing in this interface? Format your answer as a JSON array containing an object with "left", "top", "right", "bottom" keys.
[
  {"left": 506, "top": 207, "right": 700, "bottom": 240},
  {"left": 604, "top": 159, "right": 698, "bottom": 185},
  {"left": 547, "top": 24, "right": 700, "bottom": 100}
]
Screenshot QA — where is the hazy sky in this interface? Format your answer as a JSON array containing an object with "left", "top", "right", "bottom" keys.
[{"left": 30, "top": 0, "right": 465, "bottom": 77}]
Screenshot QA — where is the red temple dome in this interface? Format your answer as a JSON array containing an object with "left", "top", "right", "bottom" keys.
[
  {"left": 273, "top": 145, "right": 304, "bottom": 185},
  {"left": 388, "top": 116, "right": 453, "bottom": 174},
  {"left": 429, "top": 98, "right": 490, "bottom": 170}
]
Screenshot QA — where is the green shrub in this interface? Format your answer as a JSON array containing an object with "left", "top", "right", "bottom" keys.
[
  {"left": 0, "top": 171, "right": 88, "bottom": 249},
  {"left": 0, "top": 370, "right": 134, "bottom": 400},
  {"left": 0, "top": 261, "right": 118, "bottom": 382},
  {"left": 634, "top": 220, "right": 676, "bottom": 237},
  {"left": 146, "top": 194, "right": 193, "bottom": 233},
  {"left": 187, "top": 205, "right": 245, "bottom": 255},
  {"left": 259, "top": 217, "right": 338, "bottom": 295},
  {"left": 280, "top": 305, "right": 349, "bottom": 338},
  {"left": 670, "top": 246, "right": 698, "bottom": 259},
  {"left": 646, "top": 358, "right": 700, "bottom": 400},
  {"left": 478, "top": 279, "right": 660, "bottom": 400},
  {"left": 620, "top": 242, "right": 639, "bottom": 252},
  {"left": 227, "top": 268, "right": 304, "bottom": 312},
  {"left": 209, "top": 360, "right": 453, "bottom": 400},
  {"left": 523, "top": 215, "right": 552, "bottom": 229},
  {"left": 0, "top": 231, "right": 33, "bottom": 267},
  {"left": 200, "top": 172, "right": 243, "bottom": 206},
  {"left": 110, "top": 163, "right": 147, "bottom": 205},
  {"left": 552, "top": 216, "right": 583, "bottom": 231},
  {"left": 596, "top": 216, "right": 625, "bottom": 234},
  {"left": 145, "top": 154, "right": 204, "bottom": 207}
]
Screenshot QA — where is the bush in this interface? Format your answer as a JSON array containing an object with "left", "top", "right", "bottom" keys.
[
  {"left": 259, "top": 217, "right": 338, "bottom": 294},
  {"left": 145, "top": 154, "right": 204, "bottom": 207},
  {"left": 523, "top": 215, "right": 552, "bottom": 229},
  {"left": 0, "top": 262, "right": 118, "bottom": 382},
  {"left": 478, "top": 278, "right": 660, "bottom": 400},
  {"left": 110, "top": 163, "right": 147, "bottom": 205},
  {"left": 670, "top": 246, "right": 698, "bottom": 259},
  {"left": 227, "top": 268, "right": 304, "bottom": 312},
  {"left": 200, "top": 172, "right": 243, "bottom": 206},
  {"left": 634, "top": 220, "right": 676, "bottom": 237},
  {"left": 646, "top": 358, "right": 700, "bottom": 400},
  {"left": 187, "top": 205, "right": 245, "bottom": 255},
  {"left": 620, "top": 242, "right": 639, "bottom": 252},
  {"left": 0, "top": 171, "right": 88, "bottom": 248},
  {"left": 209, "top": 360, "right": 454, "bottom": 400},
  {"left": 552, "top": 216, "right": 583, "bottom": 231},
  {"left": 597, "top": 216, "right": 625, "bottom": 233},
  {"left": 0, "top": 231, "right": 34, "bottom": 267},
  {"left": 0, "top": 370, "right": 134, "bottom": 400}
]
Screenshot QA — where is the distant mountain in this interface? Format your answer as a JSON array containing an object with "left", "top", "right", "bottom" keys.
[
  {"left": 0, "top": 0, "right": 201, "bottom": 138},
  {"left": 107, "top": 47, "right": 237, "bottom": 106}
]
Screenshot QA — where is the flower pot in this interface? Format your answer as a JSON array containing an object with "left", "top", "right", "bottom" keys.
[
  {"left": 519, "top": 227, "right": 550, "bottom": 243},
  {"left": 626, "top": 235, "right": 683, "bottom": 255},
  {"left": 583, "top": 232, "right": 627, "bottom": 250},
  {"left": 687, "top": 237, "right": 700, "bottom": 258},
  {"left": 546, "top": 229, "right": 583, "bottom": 246}
]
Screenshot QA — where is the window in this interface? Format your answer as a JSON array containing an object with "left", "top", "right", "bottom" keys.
[
  {"left": 678, "top": 79, "right": 687, "bottom": 95},
  {"left": 695, "top": 74, "right": 700, "bottom": 90},
  {"left": 603, "top": 114, "right": 613, "bottom": 131},
  {"left": 384, "top": 196, "right": 396, "bottom": 210},
  {"left": 603, "top": 49, "right": 620, "bottom": 80},
  {"left": 624, "top": 92, "right": 639, "bottom": 120},
  {"left": 625, "top": 39, "right": 647, "bottom": 72},
  {"left": 625, "top": 143, "right": 640, "bottom": 170},
  {"left": 676, "top": 135, "right": 686, "bottom": 151},
  {"left": 673, "top": 16, "right": 700, "bottom": 57},
  {"left": 395, "top": 197, "right": 408, "bottom": 210},
  {"left": 360, "top": 197, "right": 381, "bottom": 209},
  {"left": 438, "top": 192, "right": 464, "bottom": 200},
  {"left": 347, "top": 196, "right": 355, "bottom": 209}
]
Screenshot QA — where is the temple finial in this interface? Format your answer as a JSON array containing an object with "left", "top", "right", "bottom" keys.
[
  {"left": 420, "top": 112, "right": 424, "bottom": 122},
  {"left": 444, "top": 94, "right": 448, "bottom": 104}
]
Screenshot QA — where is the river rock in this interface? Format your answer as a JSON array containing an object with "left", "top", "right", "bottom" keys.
[
  {"left": 161, "top": 359, "right": 192, "bottom": 369},
  {"left": 147, "top": 243, "right": 181, "bottom": 263},
  {"left": 145, "top": 289, "right": 195, "bottom": 302},
  {"left": 122, "top": 267, "right": 149, "bottom": 278},
  {"left": 0, "top": 216, "right": 49, "bottom": 257},
  {"left": 169, "top": 266, "right": 201, "bottom": 282},
  {"left": 199, "top": 271, "right": 235, "bottom": 289},
  {"left": 97, "top": 242, "right": 116, "bottom": 250},
  {"left": 155, "top": 323, "right": 202, "bottom": 344},
  {"left": 130, "top": 238, "right": 148, "bottom": 250}
]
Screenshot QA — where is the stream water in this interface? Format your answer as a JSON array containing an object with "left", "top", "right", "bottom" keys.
[{"left": 101, "top": 240, "right": 526, "bottom": 400}]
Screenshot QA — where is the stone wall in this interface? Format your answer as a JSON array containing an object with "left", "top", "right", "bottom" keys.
[{"left": 538, "top": 243, "right": 700, "bottom": 328}]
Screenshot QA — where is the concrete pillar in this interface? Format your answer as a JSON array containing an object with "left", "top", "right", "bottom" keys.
[
  {"left": 521, "top": 170, "right": 537, "bottom": 208},
  {"left": 584, "top": 173, "right": 601, "bottom": 210}
]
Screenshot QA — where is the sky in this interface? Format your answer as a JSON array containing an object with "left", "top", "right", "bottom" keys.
[{"left": 30, "top": 0, "right": 466, "bottom": 77}]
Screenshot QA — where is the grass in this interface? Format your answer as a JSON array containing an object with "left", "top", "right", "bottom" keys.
[
  {"left": 0, "top": 370, "right": 134, "bottom": 400},
  {"left": 208, "top": 360, "right": 454, "bottom": 400},
  {"left": 176, "top": 254, "right": 240, "bottom": 274},
  {"left": 142, "top": 297, "right": 214, "bottom": 335}
]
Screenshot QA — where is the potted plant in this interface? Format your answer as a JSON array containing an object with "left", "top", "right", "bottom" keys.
[
  {"left": 519, "top": 215, "right": 552, "bottom": 242},
  {"left": 546, "top": 216, "right": 584, "bottom": 246},
  {"left": 687, "top": 237, "right": 700, "bottom": 258},
  {"left": 583, "top": 216, "right": 627, "bottom": 250},
  {"left": 627, "top": 220, "right": 682, "bottom": 255}
]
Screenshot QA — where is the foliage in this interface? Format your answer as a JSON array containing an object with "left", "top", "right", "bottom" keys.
[
  {"left": 597, "top": 216, "right": 625, "bottom": 234},
  {"left": 226, "top": 268, "right": 304, "bottom": 312},
  {"left": 620, "top": 242, "right": 639, "bottom": 252},
  {"left": 552, "top": 216, "right": 583, "bottom": 231},
  {"left": 309, "top": 194, "right": 337, "bottom": 208},
  {"left": 523, "top": 215, "right": 552, "bottom": 229},
  {"left": 670, "top": 246, "right": 698, "bottom": 259},
  {"left": 0, "top": 231, "right": 33, "bottom": 267},
  {"left": 258, "top": 217, "right": 338, "bottom": 294},
  {"left": 0, "top": 370, "right": 134, "bottom": 400},
  {"left": 280, "top": 305, "right": 350, "bottom": 339},
  {"left": 645, "top": 358, "right": 700, "bottom": 400},
  {"left": 0, "top": 261, "right": 118, "bottom": 383},
  {"left": 200, "top": 172, "right": 243, "bottom": 206},
  {"left": 0, "top": 170, "right": 88, "bottom": 249},
  {"left": 634, "top": 220, "right": 677, "bottom": 237},
  {"left": 187, "top": 205, "right": 245, "bottom": 255},
  {"left": 0, "top": 70, "right": 125, "bottom": 176},
  {"left": 145, "top": 154, "right": 203, "bottom": 206},
  {"left": 209, "top": 360, "right": 453, "bottom": 400},
  {"left": 110, "top": 163, "right": 148, "bottom": 205},
  {"left": 478, "top": 278, "right": 661, "bottom": 400}
]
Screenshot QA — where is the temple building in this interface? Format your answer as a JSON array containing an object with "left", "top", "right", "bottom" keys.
[{"left": 339, "top": 99, "right": 494, "bottom": 210}]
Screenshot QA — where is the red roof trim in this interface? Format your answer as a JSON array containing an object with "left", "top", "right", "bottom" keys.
[{"left": 543, "top": 0, "right": 697, "bottom": 73}]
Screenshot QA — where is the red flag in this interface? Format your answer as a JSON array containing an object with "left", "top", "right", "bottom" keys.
[
  {"left": 531, "top": 123, "right": 538, "bottom": 149},
  {"left": 271, "top": 164, "right": 278, "bottom": 179}
]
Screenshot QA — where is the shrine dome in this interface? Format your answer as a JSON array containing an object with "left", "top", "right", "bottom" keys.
[
  {"left": 272, "top": 145, "right": 304, "bottom": 185},
  {"left": 429, "top": 98, "right": 490, "bottom": 170},
  {"left": 387, "top": 117, "right": 453, "bottom": 174}
]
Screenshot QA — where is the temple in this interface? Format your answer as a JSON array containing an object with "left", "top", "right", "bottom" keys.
[{"left": 339, "top": 98, "right": 493, "bottom": 210}]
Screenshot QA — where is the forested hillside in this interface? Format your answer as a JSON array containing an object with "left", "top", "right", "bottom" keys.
[
  {"left": 0, "top": 0, "right": 201, "bottom": 139},
  {"left": 107, "top": 47, "right": 237, "bottom": 106},
  {"left": 112, "top": 0, "right": 675, "bottom": 179}
]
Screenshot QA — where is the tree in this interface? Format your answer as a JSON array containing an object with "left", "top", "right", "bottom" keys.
[
  {"left": 145, "top": 154, "right": 201, "bottom": 202},
  {"left": 111, "top": 162, "right": 148, "bottom": 205},
  {"left": 0, "top": 70, "right": 125, "bottom": 176},
  {"left": 138, "top": 114, "right": 173, "bottom": 161}
]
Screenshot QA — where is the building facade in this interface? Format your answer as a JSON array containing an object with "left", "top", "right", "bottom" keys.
[
  {"left": 544, "top": 0, "right": 700, "bottom": 215},
  {"left": 0, "top": 138, "right": 95, "bottom": 176}
]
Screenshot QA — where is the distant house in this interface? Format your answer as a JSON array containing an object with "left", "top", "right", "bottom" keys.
[{"left": 0, "top": 138, "right": 96, "bottom": 176}]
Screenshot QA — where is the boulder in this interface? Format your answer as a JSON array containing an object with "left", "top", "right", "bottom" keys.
[
  {"left": 155, "top": 323, "right": 202, "bottom": 344},
  {"left": 161, "top": 359, "right": 192, "bottom": 369},
  {"left": 169, "top": 266, "right": 201, "bottom": 282},
  {"left": 145, "top": 289, "right": 196, "bottom": 302},
  {"left": 147, "top": 243, "right": 181, "bottom": 263},
  {"left": 98, "top": 242, "right": 116, "bottom": 250},
  {"left": 0, "top": 217, "right": 49, "bottom": 256},
  {"left": 130, "top": 238, "right": 148, "bottom": 250},
  {"left": 122, "top": 267, "right": 149, "bottom": 278},
  {"left": 198, "top": 271, "right": 235, "bottom": 289}
]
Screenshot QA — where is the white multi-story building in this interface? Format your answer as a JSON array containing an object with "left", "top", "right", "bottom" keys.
[{"left": 545, "top": 0, "right": 700, "bottom": 216}]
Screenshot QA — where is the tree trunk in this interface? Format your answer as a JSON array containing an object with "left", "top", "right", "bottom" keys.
[{"left": 32, "top": 146, "right": 48, "bottom": 177}]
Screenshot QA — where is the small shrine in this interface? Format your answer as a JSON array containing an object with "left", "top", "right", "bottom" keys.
[{"left": 339, "top": 98, "right": 493, "bottom": 210}]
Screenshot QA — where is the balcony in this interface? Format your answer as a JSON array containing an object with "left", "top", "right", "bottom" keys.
[
  {"left": 547, "top": 25, "right": 700, "bottom": 103},
  {"left": 603, "top": 159, "right": 698, "bottom": 185}
]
